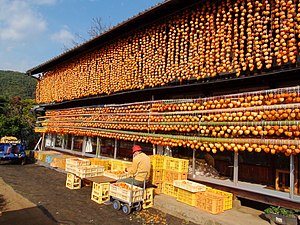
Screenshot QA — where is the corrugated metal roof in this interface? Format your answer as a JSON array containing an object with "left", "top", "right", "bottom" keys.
[{"left": 26, "top": 0, "right": 199, "bottom": 76}]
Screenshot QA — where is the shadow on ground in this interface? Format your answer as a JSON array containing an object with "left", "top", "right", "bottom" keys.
[{"left": 0, "top": 206, "right": 57, "bottom": 225}]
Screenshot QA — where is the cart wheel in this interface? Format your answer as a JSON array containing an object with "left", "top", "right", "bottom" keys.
[
  {"left": 112, "top": 200, "right": 121, "bottom": 210},
  {"left": 122, "top": 204, "right": 131, "bottom": 215},
  {"left": 135, "top": 202, "right": 142, "bottom": 212}
]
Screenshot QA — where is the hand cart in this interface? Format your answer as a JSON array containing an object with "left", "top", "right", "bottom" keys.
[{"left": 110, "top": 171, "right": 148, "bottom": 215}]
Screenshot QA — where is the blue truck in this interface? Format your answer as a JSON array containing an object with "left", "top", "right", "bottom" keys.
[{"left": 0, "top": 136, "right": 26, "bottom": 164}]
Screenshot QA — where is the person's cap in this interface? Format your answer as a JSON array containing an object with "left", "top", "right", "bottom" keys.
[{"left": 132, "top": 145, "right": 142, "bottom": 153}]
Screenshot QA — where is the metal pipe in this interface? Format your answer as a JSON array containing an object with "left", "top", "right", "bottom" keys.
[
  {"left": 290, "top": 154, "right": 295, "bottom": 199},
  {"left": 233, "top": 152, "right": 239, "bottom": 186}
]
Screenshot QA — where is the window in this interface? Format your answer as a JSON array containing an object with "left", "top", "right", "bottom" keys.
[
  {"left": 73, "top": 136, "right": 83, "bottom": 152},
  {"left": 100, "top": 138, "right": 115, "bottom": 158}
]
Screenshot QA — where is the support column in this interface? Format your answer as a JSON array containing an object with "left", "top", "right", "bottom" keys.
[
  {"left": 71, "top": 136, "right": 74, "bottom": 151},
  {"left": 41, "top": 133, "right": 45, "bottom": 151},
  {"left": 290, "top": 154, "right": 295, "bottom": 199},
  {"left": 96, "top": 137, "right": 100, "bottom": 158},
  {"left": 192, "top": 149, "right": 196, "bottom": 178},
  {"left": 114, "top": 138, "right": 117, "bottom": 159},
  {"left": 233, "top": 152, "right": 239, "bottom": 186},
  {"left": 82, "top": 136, "right": 87, "bottom": 155}
]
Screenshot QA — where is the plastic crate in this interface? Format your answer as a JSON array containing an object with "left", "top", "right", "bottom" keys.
[
  {"left": 163, "top": 170, "right": 188, "bottom": 183},
  {"left": 103, "top": 170, "right": 130, "bottom": 180},
  {"left": 162, "top": 182, "right": 178, "bottom": 197},
  {"left": 153, "top": 182, "right": 162, "bottom": 194},
  {"left": 66, "top": 173, "right": 81, "bottom": 190},
  {"left": 196, "top": 192, "right": 224, "bottom": 214},
  {"left": 150, "top": 155, "right": 170, "bottom": 169},
  {"left": 173, "top": 180, "right": 206, "bottom": 193},
  {"left": 150, "top": 169, "right": 163, "bottom": 183},
  {"left": 206, "top": 188, "right": 233, "bottom": 210},
  {"left": 163, "top": 158, "right": 189, "bottom": 172},
  {"left": 50, "top": 155, "right": 71, "bottom": 170},
  {"left": 88, "top": 158, "right": 110, "bottom": 170},
  {"left": 46, "top": 153, "right": 61, "bottom": 164},
  {"left": 109, "top": 182, "right": 143, "bottom": 203},
  {"left": 76, "top": 165, "right": 105, "bottom": 178},
  {"left": 91, "top": 182, "right": 110, "bottom": 204},
  {"left": 143, "top": 188, "right": 155, "bottom": 209},
  {"left": 66, "top": 158, "right": 91, "bottom": 167},
  {"left": 110, "top": 159, "right": 132, "bottom": 171},
  {"left": 176, "top": 188, "right": 198, "bottom": 206}
]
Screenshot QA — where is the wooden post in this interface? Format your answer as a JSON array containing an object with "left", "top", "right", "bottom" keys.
[
  {"left": 290, "top": 154, "right": 295, "bottom": 199},
  {"left": 233, "top": 152, "right": 239, "bottom": 186},
  {"left": 96, "top": 137, "right": 100, "bottom": 158},
  {"left": 71, "top": 136, "right": 74, "bottom": 151},
  {"left": 114, "top": 138, "right": 117, "bottom": 159},
  {"left": 192, "top": 149, "right": 196, "bottom": 178},
  {"left": 41, "top": 133, "right": 45, "bottom": 151}
]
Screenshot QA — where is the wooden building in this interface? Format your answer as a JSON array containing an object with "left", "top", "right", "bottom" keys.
[{"left": 27, "top": 0, "right": 300, "bottom": 209}]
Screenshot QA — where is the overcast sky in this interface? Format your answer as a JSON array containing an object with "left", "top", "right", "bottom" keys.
[{"left": 0, "top": 0, "right": 163, "bottom": 72}]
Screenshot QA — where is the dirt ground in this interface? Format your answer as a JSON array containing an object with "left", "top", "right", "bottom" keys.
[{"left": 0, "top": 163, "right": 198, "bottom": 225}]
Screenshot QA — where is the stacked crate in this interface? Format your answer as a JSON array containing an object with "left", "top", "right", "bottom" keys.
[
  {"left": 161, "top": 157, "right": 189, "bottom": 197},
  {"left": 66, "top": 158, "right": 105, "bottom": 178},
  {"left": 103, "top": 170, "right": 130, "bottom": 180},
  {"left": 173, "top": 180, "right": 206, "bottom": 207},
  {"left": 88, "top": 158, "right": 110, "bottom": 170},
  {"left": 66, "top": 173, "right": 81, "bottom": 190},
  {"left": 110, "top": 159, "right": 132, "bottom": 171},
  {"left": 206, "top": 187, "right": 233, "bottom": 211},
  {"left": 91, "top": 182, "right": 110, "bottom": 204},
  {"left": 196, "top": 192, "right": 224, "bottom": 214},
  {"left": 149, "top": 155, "right": 168, "bottom": 194}
]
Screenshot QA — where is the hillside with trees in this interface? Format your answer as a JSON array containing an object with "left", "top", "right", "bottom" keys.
[
  {"left": 0, "top": 70, "right": 38, "bottom": 148},
  {"left": 0, "top": 70, "right": 36, "bottom": 99}
]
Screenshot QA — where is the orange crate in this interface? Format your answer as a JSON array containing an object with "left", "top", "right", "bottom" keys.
[
  {"left": 176, "top": 188, "right": 198, "bottom": 206},
  {"left": 196, "top": 192, "right": 224, "bottom": 214},
  {"left": 162, "top": 182, "right": 178, "bottom": 197},
  {"left": 206, "top": 188, "right": 233, "bottom": 210},
  {"left": 163, "top": 170, "right": 187, "bottom": 183},
  {"left": 150, "top": 169, "right": 163, "bottom": 183},
  {"left": 163, "top": 158, "right": 189, "bottom": 172}
]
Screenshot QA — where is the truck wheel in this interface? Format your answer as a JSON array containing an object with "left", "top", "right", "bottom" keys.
[{"left": 122, "top": 204, "right": 131, "bottom": 215}]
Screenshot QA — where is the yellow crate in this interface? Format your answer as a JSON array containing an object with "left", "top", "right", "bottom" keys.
[
  {"left": 163, "top": 158, "right": 189, "bottom": 172},
  {"left": 110, "top": 159, "right": 132, "bottom": 171},
  {"left": 173, "top": 180, "right": 206, "bottom": 192},
  {"left": 66, "top": 173, "right": 81, "bottom": 190},
  {"left": 153, "top": 182, "right": 162, "bottom": 194},
  {"left": 196, "top": 192, "right": 224, "bottom": 214},
  {"left": 150, "top": 169, "right": 163, "bottom": 183},
  {"left": 162, "top": 182, "right": 178, "bottom": 197},
  {"left": 66, "top": 158, "right": 91, "bottom": 167},
  {"left": 150, "top": 155, "right": 170, "bottom": 169},
  {"left": 50, "top": 156, "right": 68, "bottom": 170},
  {"left": 162, "top": 170, "right": 187, "bottom": 183},
  {"left": 91, "top": 182, "right": 110, "bottom": 204},
  {"left": 88, "top": 158, "right": 110, "bottom": 170},
  {"left": 176, "top": 188, "right": 197, "bottom": 206},
  {"left": 206, "top": 188, "right": 233, "bottom": 210},
  {"left": 143, "top": 188, "right": 155, "bottom": 209}
]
